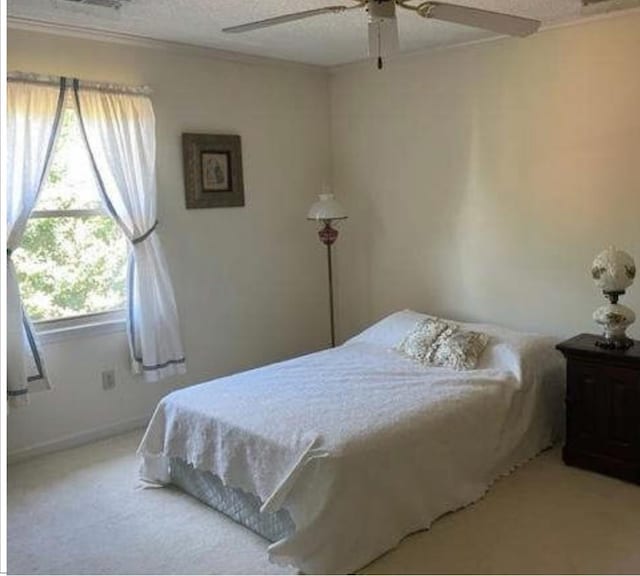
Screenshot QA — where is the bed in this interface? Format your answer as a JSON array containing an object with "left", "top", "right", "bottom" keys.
[{"left": 138, "top": 310, "right": 565, "bottom": 574}]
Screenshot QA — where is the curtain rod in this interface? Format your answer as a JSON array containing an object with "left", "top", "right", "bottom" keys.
[{"left": 7, "top": 72, "right": 153, "bottom": 96}]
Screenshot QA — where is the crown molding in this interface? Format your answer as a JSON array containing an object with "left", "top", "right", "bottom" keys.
[{"left": 7, "top": 16, "right": 326, "bottom": 73}]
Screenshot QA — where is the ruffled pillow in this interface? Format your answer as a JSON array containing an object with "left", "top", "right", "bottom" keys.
[
  {"left": 395, "top": 318, "right": 453, "bottom": 363},
  {"left": 395, "top": 317, "right": 489, "bottom": 370},
  {"left": 432, "top": 330, "right": 489, "bottom": 370}
]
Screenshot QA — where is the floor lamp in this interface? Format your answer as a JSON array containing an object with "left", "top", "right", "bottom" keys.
[{"left": 307, "top": 191, "right": 348, "bottom": 347}]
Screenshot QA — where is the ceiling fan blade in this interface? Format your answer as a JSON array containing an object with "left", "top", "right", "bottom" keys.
[
  {"left": 420, "top": 2, "right": 540, "bottom": 37},
  {"left": 223, "top": 6, "right": 349, "bottom": 33}
]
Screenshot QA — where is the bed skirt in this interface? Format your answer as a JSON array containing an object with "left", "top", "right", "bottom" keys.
[{"left": 169, "top": 458, "right": 295, "bottom": 543}]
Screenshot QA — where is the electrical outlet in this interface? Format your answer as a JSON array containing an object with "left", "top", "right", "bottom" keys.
[{"left": 102, "top": 369, "right": 116, "bottom": 390}]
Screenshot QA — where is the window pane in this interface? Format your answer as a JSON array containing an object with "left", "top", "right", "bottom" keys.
[
  {"left": 13, "top": 215, "right": 128, "bottom": 322},
  {"left": 36, "top": 105, "right": 103, "bottom": 211}
]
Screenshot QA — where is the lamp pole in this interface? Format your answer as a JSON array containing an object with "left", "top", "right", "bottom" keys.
[
  {"left": 307, "top": 191, "right": 347, "bottom": 348},
  {"left": 318, "top": 220, "right": 339, "bottom": 347}
]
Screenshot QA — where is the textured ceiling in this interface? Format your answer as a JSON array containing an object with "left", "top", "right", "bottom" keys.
[{"left": 7, "top": 0, "right": 640, "bottom": 66}]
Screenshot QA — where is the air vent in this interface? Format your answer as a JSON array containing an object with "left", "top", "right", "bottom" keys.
[{"left": 61, "top": 0, "right": 130, "bottom": 9}]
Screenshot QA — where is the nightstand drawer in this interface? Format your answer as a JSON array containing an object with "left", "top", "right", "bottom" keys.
[
  {"left": 565, "top": 360, "right": 601, "bottom": 447},
  {"left": 566, "top": 360, "right": 639, "bottom": 461},
  {"left": 601, "top": 365, "right": 640, "bottom": 460}
]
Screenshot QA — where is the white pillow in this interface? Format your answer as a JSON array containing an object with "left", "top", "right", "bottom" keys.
[{"left": 343, "top": 309, "right": 429, "bottom": 349}]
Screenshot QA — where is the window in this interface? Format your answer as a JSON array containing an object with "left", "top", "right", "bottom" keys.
[{"left": 12, "top": 99, "right": 129, "bottom": 325}]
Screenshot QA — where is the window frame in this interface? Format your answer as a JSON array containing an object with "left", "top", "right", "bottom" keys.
[
  {"left": 34, "top": 309, "right": 127, "bottom": 344},
  {"left": 16, "top": 99, "right": 129, "bottom": 335},
  {"left": 30, "top": 208, "right": 105, "bottom": 219}
]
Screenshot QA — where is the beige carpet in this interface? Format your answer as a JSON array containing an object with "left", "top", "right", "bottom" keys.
[{"left": 8, "top": 430, "right": 640, "bottom": 575}]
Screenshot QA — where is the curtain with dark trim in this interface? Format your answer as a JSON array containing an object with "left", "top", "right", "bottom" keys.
[
  {"left": 6, "top": 78, "right": 67, "bottom": 405},
  {"left": 73, "top": 80, "right": 186, "bottom": 382}
]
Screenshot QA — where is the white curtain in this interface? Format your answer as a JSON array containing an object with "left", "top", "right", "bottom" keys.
[
  {"left": 6, "top": 78, "right": 66, "bottom": 406},
  {"left": 73, "top": 80, "right": 186, "bottom": 381}
]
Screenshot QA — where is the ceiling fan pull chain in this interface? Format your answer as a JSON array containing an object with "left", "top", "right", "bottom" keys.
[{"left": 377, "top": 21, "right": 383, "bottom": 70}]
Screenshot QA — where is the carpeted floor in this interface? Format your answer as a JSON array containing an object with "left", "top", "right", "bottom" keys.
[{"left": 8, "top": 430, "right": 640, "bottom": 575}]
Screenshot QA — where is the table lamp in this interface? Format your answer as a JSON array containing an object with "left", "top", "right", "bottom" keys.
[{"left": 591, "top": 246, "right": 636, "bottom": 349}]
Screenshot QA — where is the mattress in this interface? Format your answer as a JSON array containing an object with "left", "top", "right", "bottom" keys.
[{"left": 169, "top": 457, "right": 294, "bottom": 543}]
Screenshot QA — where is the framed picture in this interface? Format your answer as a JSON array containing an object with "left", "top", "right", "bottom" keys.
[{"left": 183, "top": 133, "right": 244, "bottom": 208}]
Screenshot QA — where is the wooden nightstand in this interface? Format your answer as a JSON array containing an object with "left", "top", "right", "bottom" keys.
[{"left": 556, "top": 334, "right": 640, "bottom": 484}]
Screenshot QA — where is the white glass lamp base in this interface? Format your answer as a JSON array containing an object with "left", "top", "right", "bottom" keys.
[{"left": 593, "top": 303, "right": 636, "bottom": 349}]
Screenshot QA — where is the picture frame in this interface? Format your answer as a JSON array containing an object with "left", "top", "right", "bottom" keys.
[{"left": 182, "top": 133, "right": 245, "bottom": 208}]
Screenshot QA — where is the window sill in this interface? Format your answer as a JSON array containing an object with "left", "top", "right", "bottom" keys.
[{"left": 35, "top": 312, "right": 127, "bottom": 345}]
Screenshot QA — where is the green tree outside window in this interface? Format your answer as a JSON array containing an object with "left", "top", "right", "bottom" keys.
[{"left": 12, "top": 101, "right": 128, "bottom": 322}]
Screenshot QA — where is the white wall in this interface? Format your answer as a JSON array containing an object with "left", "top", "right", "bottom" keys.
[
  {"left": 330, "top": 12, "right": 640, "bottom": 342},
  {"left": 7, "top": 28, "right": 332, "bottom": 457}
]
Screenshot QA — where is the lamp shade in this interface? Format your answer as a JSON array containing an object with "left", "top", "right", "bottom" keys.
[
  {"left": 591, "top": 246, "right": 636, "bottom": 293},
  {"left": 307, "top": 193, "right": 348, "bottom": 221}
]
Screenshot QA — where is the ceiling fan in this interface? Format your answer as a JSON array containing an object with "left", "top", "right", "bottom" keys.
[{"left": 222, "top": 1, "right": 541, "bottom": 69}]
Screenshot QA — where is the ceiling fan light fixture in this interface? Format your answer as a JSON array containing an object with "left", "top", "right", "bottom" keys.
[{"left": 367, "top": 0, "right": 397, "bottom": 20}]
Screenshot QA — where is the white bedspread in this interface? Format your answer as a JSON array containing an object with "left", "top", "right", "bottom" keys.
[{"left": 139, "top": 311, "right": 565, "bottom": 574}]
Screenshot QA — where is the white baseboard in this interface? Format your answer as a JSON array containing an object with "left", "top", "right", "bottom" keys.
[{"left": 8, "top": 415, "right": 150, "bottom": 464}]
